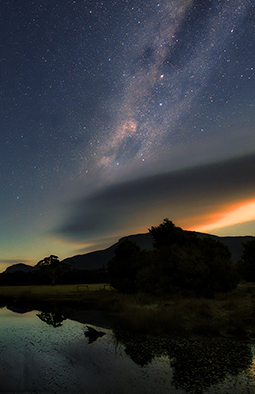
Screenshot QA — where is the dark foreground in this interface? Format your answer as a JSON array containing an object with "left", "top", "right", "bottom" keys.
[
  {"left": 1, "top": 283, "right": 255, "bottom": 338},
  {"left": 1, "top": 303, "right": 255, "bottom": 394}
]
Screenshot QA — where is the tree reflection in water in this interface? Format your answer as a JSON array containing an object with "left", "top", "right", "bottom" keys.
[
  {"left": 113, "top": 330, "right": 167, "bottom": 367},
  {"left": 113, "top": 329, "right": 253, "bottom": 393},
  {"left": 36, "top": 311, "right": 67, "bottom": 328},
  {"left": 170, "top": 338, "right": 252, "bottom": 393},
  {"left": 5, "top": 301, "right": 254, "bottom": 393}
]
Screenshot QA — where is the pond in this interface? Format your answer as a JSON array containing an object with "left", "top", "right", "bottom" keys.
[{"left": 1, "top": 305, "right": 255, "bottom": 394}]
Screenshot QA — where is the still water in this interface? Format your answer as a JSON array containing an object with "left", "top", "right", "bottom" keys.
[{"left": 1, "top": 306, "right": 255, "bottom": 394}]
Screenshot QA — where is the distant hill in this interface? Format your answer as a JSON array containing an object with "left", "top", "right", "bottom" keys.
[
  {"left": 220, "top": 236, "right": 254, "bottom": 262},
  {"left": 3, "top": 232, "right": 254, "bottom": 274},
  {"left": 61, "top": 233, "right": 154, "bottom": 270},
  {"left": 195, "top": 233, "right": 254, "bottom": 264},
  {"left": 61, "top": 232, "right": 254, "bottom": 269},
  {"left": 4, "top": 263, "right": 36, "bottom": 274}
]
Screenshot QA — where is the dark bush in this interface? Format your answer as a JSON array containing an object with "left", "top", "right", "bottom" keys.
[
  {"left": 237, "top": 239, "right": 255, "bottom": 282},
  {"left": 108, "top": 219, "right": 239, "bottom": 297}
]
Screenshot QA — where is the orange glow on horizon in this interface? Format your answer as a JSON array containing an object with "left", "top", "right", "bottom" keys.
[{"left": 191, "top": 199, "right": 255, "bottom": 233}]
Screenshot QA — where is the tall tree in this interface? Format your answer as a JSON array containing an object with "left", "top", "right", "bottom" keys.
[
  {"left": 36, "top": 255, "right": 69, "bottom": 286},
  {"left": 108, "top": 240, "right": 142, "bottom": 293},
  {"left": 149, "top": 218, "right": 182, "bottom": 249},
  {"left": 108, "top": 219, "right": 239, "bottom": 297},
  {"left": 148, "top": 219, "right": 239, "bottom": 297}
]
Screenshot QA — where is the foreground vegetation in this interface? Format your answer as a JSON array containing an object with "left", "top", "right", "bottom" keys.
[
  {"left": 108, "top": 219, "right": 240, "bottom": 297},
  {"left": 1, "top": 282, "right": 255, "bottom": 338},
  {"left": 1, "top": 287, "right": 254, "bottom": 393},
  {"left": 98, "top": 284, "right": 255, "bottom": 338},
  {"left": 0, "top": 283, "right": 112, "bottom": 302}
]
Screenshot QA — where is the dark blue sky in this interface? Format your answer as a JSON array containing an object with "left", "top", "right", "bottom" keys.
[{"left": 1, "top": 0, "right": 255, "bottom": 270}]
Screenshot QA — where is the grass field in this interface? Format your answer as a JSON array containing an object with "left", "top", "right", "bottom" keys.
[
  {"left": 1, "top": 283, "right": 255, "bottom": 338},
  {"left": 0, "top": 283, "right": 113, "bottom": 302},
  {"left": 95, "top": 283, "right": 255, "bottom": 337}
]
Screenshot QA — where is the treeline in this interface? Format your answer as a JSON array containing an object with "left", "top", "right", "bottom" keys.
[
  {"left": 1, "top": 218, "right": 255, "bottom": 296},
  {"left": 108, "top": 219, "right": 253, "bottom": 298}
]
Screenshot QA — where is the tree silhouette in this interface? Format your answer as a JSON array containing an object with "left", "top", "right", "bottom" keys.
[
  {"left": 237, "top": 239, "right": 255, "bottom": 282},
  {"left": 36, "top": 255, "right": 69, "bottom": 286},
  {"left": 149, "top": 218, "right": 183, "bottom": 249},
  {"left": 108, "top": 239, "right": 142, "bottom": 293},
  {"left": 108, "top": 219, "right": 239, "bottom": 297}
]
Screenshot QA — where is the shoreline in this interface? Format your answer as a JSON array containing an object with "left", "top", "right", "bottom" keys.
[{"left": 0, "top": 283, "right": 255, "bottom": 338}]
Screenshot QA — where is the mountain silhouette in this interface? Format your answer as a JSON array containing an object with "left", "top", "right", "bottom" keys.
[
  {"left": 4, "top": 232, "right": 254, "bottom": 273},
  {"left": 4, "top": 263, "right": 36, "bottom": 274},
  {"left": 61, "top": 233, "right": 154, "bottom": 270}
]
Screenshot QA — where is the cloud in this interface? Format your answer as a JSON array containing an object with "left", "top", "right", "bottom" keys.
[
  {"left": 0, "top": 259, "right": 33, "bottom": 265},
  {"left": 55, "top": 153, "right": 255, "bottom": 240},
  {"left": 204, "top": 220, "right": 255, "bottom": 237},
  {"left": 194, "top": 201, "right": 255, "bottom": 233}
]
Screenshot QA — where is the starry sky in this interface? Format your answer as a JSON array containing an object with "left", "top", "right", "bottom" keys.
[{"left": 1, "top": 0, "right": 255, "bottom": 271}]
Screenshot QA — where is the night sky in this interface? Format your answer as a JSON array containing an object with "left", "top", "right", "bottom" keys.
[{"left": 1, "top": 0, "right": 255, "bottom": 271}]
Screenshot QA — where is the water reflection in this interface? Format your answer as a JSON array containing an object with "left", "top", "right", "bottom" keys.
[
  {"left": 85, "top": 325, "right": 106, "bottom": 344},
  {"left": 37, "top": 311, "right": 67, "bottom": 327},
  {"left": 170, "top": 338, "right": 252, "bottom": 394},
  {"left": 113, "top": 330, "right": 164, "bottom": 367},
  {"left": 113, "top": 329, "right": 253, "bottom": 393},
  {"left": 0, "top": 303, "right": 255, "bottom": 394}
]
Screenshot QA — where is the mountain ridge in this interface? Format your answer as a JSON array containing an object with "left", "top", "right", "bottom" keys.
[{"left": 4, "top": 232, "right": 254, "bottom": 274}]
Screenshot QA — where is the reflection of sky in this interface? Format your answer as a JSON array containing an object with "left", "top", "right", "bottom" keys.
[
  {"left": 0, "top": 308, "right": 173, "bottom": 393},
  {"left": 1, "top": 1, "right": 255, "bottom": 271},
  {"left": 0, "top": 308, "right": 254, "bottom": 393},
  {"left": 0, "top": 307, "right": 38, "bottom": 323}
]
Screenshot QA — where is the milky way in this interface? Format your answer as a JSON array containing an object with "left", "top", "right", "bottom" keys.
[
  {"left": 86, "top": 0, "right": 253, "bottom": 173},
  {"left": 0, "top": 0, "right": 255, "bottom": 269}
]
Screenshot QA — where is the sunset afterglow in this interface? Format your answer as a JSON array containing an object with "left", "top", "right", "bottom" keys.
[{"left": 193, "top": 200, "right": 255, "bottom": 234}]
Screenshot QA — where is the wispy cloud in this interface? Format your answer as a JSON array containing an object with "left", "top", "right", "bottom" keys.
[
  {"left": 55, "top": 153, "right": 255, "bottom": 240},
  {"left": 194, "top": 200, "right": 255, "bottom": 233}
]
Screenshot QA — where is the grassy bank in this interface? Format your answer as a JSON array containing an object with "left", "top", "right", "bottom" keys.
[
  {"left": 0, "top": 283, "right": 113, "bottom": 302},
  {"left": 1, "top": 283, "right": 255, "bottom": 338},
  {"left": 94, "top": 283, "right": 255, "bottom": 338}
]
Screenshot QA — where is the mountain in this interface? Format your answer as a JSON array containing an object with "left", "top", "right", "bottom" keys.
[
  {"left": 4, "top": 263, "right": 36, "bottom": 274},
  {"left": 62, "top": 232, "right": 253, "bottom": 270},
  {"left": 61, "top": 233, "right": 154, "bottom": 270},
  {"left": 220, "top": 236, "right": 254, "bottom": 262},
  {"left": 3, "top": 232, "right": 254, "bottom": 274},
  {"left": 195, "top": 233, "right": 253, "bottom": 263}
]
